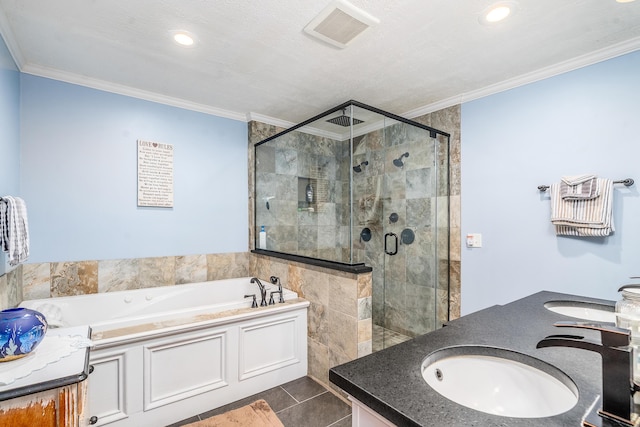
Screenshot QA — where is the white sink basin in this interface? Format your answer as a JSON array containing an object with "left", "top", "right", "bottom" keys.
[
  {"left": 544, "top": 300, "right": 616, "bottom": 323},
  {"left": 422, "top": 346, "right": 578, "bottom": 418}
]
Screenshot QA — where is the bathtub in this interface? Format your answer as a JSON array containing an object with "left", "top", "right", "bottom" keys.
[{"left": 20, "top": 277, "right": 309, "bottom": 427}]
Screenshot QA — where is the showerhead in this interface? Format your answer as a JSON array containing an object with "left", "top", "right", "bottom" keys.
[
  {"left": 393, "top": 152, "right": 410, "bottom": 168},
  {"left": 353, "top": 161, "right": 369, "bottom": 173},
  {"left": 326, "top": 108, "right": 365, "bottom": 127}
]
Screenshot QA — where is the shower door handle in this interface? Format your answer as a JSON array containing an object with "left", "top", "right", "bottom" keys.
[{"left": 384, "top": 232, "right": 398, "bottom": 256}]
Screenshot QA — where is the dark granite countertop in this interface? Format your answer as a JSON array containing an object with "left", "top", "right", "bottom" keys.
[{"left": 330, "top": 291, "right": 623, "bottom": 427}]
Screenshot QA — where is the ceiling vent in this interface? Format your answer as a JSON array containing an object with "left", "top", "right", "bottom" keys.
[{"left": 304, "top": 0, "right": 380, "bottom": 49}]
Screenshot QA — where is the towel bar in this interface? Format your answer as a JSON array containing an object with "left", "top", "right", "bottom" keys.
[{"left": 538, "top": 178, "right": 634, "bottom": 192}]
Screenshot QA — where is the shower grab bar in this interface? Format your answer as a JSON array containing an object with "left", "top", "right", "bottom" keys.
[{"left": 537, "top": 178, "right": 634, "bottom": 192}]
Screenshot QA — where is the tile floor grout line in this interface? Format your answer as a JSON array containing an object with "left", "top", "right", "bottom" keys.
[
  {"left": 280, "top": 386, "right": 301, "bottom": 405},
  {"left": 296, "top": 390, "right": 328, "bottom": 405},
  {"left": 327, "top": 413, "right": 351, "bottom": 426},
  {"left": 274, "top": 390, "right": 329, "bottom": 415}
]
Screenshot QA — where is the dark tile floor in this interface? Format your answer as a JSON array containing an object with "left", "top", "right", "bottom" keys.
[{"left": 167, "top": 376, "right": 352, "bottom": 427}]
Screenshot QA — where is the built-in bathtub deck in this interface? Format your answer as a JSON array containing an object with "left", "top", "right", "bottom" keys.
[
  {"left": 91, "top": 297, "right": 308, "bottom": 345},
  {"left": 20, "top": 278, "right": 310, "bottom": 427}
]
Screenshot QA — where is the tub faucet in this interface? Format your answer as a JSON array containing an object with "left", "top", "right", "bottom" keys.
[
  {"left": 537, "top": 321, "right": 637, "bottom": 425},
  {"left": 250, "top": 277, "right": 268, "bottom": 307},
  {"left": 269, "top": 276, "right": 285, "bottom": 304}
]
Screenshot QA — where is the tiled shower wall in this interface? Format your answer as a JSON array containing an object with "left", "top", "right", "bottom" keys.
[
  {"left": 413, "top": 105, "right": 462, "bottom": 319},
  {"left": 255, "top": 130, "right": 351, "bottom": 262}
]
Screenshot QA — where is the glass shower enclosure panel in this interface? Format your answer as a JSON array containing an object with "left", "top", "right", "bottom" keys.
[
  {"left": 255, "top": 101, "right": 449, "bottom": 351},
  {"left": 350, "top": 105, "right": 449, "bottom": 350},
  {"left": 254, "top": 107, "right": 353, "bottom": 263}
]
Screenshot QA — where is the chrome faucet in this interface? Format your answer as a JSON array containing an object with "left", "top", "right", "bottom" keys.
[
  {"left": 537, "top": 321, "right": 637, "bottom": 425},
  {"left": 250, "top": 277, "right": 268, "bottom": 307}
]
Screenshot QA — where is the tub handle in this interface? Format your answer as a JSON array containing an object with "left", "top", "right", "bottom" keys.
[
  {"left": 89, "top": 416, "right": 98, "bottom": 425},
  {"left": 244, "top": 294, "right": 258, "bottom": 308},
  {"left": 269, "top": 290, "right": 285, "bottom": 305}
]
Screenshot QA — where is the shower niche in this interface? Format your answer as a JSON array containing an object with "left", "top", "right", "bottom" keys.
[
  {"left": 297, "top": 177, "right": 320, "bottom": 211},
  {"left": 254, "top": 100, "right": 451, "bottom": 349}
]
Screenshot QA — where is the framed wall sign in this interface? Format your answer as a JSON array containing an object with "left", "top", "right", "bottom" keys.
[{"left": 137, "top": 140, "right": 174, "bottom": 207}]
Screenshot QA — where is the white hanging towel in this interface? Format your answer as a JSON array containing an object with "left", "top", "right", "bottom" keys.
[
  {"left": 0, "top": 196, "right": 30, "bottom": 265},
  {"left": 550, "top": 178, "right": 614, "bottom": 237}
]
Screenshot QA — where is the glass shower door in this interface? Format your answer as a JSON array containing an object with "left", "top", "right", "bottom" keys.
[{"left": 376, "top": 122, "right": 447, "bottom": 350}]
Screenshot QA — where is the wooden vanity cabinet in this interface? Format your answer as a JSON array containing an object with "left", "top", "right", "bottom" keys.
[
  {"left": 0, "top": 326, "right": 91, "bottom": 427},
  {"left": 0, "top": 379, "right": 88, "bottom": 426}
]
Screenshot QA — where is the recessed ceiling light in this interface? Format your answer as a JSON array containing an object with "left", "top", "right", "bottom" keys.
[
  {"left": 172, "top": 31, "right": 196, "bottom": 47},
  {"left": 479, "top": 2, "right": 518, "bottom": 25},
  {"left": 486, "top": 6, "right": 511, "bottom": 22}
]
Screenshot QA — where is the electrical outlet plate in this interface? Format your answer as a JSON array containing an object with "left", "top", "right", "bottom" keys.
[{"left": 466, "top": 233, "right": 482, "bottom": 248}]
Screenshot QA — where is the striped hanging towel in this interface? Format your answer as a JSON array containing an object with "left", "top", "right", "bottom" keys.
[
  {"left": 559, "top": 174, "right": 599, "bottom": 200},
  {"left": 0, "top": 196, "right": 30, "bottom": 265},
  {"left": 550, "top": 178, "right": 614, "bottom": 237}
]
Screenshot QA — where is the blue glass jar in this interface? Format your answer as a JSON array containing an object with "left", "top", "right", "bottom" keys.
[{"left": 0, "top": 307, "right": 48, "bottom": 362}]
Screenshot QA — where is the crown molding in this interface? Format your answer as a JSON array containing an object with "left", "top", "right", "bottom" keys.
[
  {"left": 0, "top": 8, "right": 24, "bottom": 69},
  {"left": 21, "top": 63, "right": 248, "bottom": 122},
  {"left": 247, "top": 111, "right": 349, "bottom": 141},
  {"left": 246, "top": 112, "right": 295, "bottom": 129},
  {"left": 403, "top": 36, "right": 640, "bottom": 119}
]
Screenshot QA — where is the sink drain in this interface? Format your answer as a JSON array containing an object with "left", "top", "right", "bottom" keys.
[{"left": 434, "top": 368, "right": 443, "bottom": 381}]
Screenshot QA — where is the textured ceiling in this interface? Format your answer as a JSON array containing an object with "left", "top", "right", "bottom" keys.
[{"left": 1, "top": 0, "right": 639, "bottom": 125}]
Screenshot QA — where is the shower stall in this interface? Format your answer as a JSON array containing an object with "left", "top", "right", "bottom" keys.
[{"left": 254, "top": 101, "right": 450, "bottom": 351}]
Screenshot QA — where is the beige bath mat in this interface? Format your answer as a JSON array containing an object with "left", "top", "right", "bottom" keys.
[{"left": 183, "top": 399, "right": 284, "bottom": 427}]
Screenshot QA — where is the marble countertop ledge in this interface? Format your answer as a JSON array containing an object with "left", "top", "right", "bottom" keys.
[
  {"left": 0, "top": 325, "right": 91, "bottom": 401},
  {"left": 329, "top": 291, "right": 620, "bottom": 427}
]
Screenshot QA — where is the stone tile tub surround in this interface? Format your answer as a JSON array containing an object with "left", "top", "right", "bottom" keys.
[
  {"left": 0, "top": 266, "right": 23, "bottom": 309},
  {"left": 330, "top": 291, "right": 615, "bottom": 427},
  {"left": 251, "top": 252, "right": 372, "bottom": 392},
  {"left": 4, "top": 252, "right": 250, "bottom": 304}
]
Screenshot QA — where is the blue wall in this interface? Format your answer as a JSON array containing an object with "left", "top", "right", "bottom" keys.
[
  {"left": 0, "top": 35, "right": 20, "bottom": 274},
  {"left": 460, "top": 50, "right": 640, "bottom": 314},
  {"left": 20, "top": 75, "right": 248, "bottom": 263}
]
